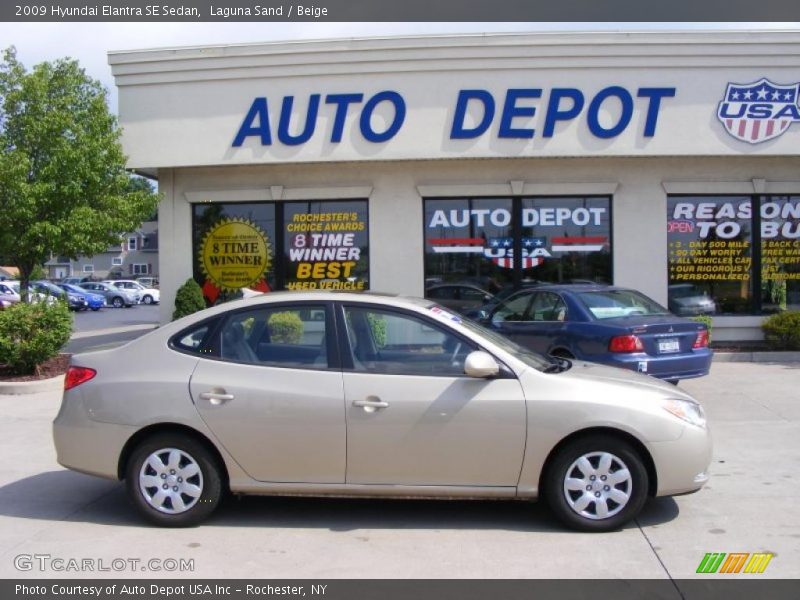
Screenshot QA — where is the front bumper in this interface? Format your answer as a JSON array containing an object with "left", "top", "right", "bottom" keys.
[{"left": 648, "top": 423, "right": 713, "bottom": 496}]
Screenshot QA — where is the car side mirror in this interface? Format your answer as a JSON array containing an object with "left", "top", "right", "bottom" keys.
[{"left": 464, "top": 351, "right": 500, "bottom": 378}]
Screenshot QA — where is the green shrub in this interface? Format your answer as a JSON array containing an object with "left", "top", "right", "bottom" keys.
[
  {"left": 268, "top": 311, "right": 303, "bottom": 344},
  {"left": 0, "top": 301, "right": 72, "bottom": 375},
  {"left": 762, "top": 311, "right": 800, "bottom": 350},
  {"left": 172, "top": 278, "right": 206, "bottom": 321},
  {"left": 689, "top": 315, "right": 713, "bottom": 344},
  {"left": 367, "top": 313, "right": 387, "bottom": 348}
]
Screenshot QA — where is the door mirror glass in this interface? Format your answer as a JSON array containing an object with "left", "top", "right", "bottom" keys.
[{"left": 464, "top": 351, "right": 500, "bottom": 378}]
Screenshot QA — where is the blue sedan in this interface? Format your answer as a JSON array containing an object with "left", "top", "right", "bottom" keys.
[
  {"left": 57, "top": 283, "right": 105, "bottom": 311},
  {"left": 469, "top": 285, "right": 712, "bottom": 383}
]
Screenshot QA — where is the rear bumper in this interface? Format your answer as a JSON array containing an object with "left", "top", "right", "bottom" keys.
[{"left": 593, "top": 349, "right": 713, "bottom": 381}]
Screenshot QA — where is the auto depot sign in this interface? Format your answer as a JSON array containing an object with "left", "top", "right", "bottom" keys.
[
  {"left": 232, "top": 86, "right": 677, "bottom": 147},
  {"left": 110, "top": 34, "right": 800, "bottom": 170}
]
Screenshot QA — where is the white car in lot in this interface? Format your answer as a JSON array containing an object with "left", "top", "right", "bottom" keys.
[{"left": 105, "top": 280, "right": 160, "bottom": 305}]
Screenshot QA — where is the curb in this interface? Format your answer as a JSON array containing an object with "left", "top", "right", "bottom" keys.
[
  {"left": 0, "top": 374, "right": 64, "bottom": 395},
  {"left": 70, "top": 323, "right": 159, "bottom": 340},
  {"left": 713, "top": 351, "right": 800, "bottom": 363}
]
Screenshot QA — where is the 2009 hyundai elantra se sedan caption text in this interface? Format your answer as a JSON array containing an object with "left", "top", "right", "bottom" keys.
[{"left": 53, "top": 292, "right": 711, "bottom": 531}]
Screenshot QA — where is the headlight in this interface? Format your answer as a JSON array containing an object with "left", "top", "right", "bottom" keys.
[{"left": 662, "top": 398, "right": 707, "bottom": 428}]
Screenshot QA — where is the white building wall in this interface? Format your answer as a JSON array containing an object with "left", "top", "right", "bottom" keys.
[{"left": 159, "top": 156, "right": 800, "bottom": 341}]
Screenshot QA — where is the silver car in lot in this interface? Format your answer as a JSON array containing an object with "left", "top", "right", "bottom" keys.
[
  {"left": 79, "top": 281, "right": 140, "bottom": 308},
  {"left": 54, "top": 292, "right": 711, "bottom": 531}
]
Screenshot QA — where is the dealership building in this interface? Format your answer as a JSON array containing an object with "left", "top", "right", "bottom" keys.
[{"left": 110, "top": 31, "right": 800, "bottom": 340}]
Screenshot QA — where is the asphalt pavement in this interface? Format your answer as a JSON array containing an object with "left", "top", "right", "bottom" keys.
[
  {"left": 65, "top": 304, "right": 160, "bottom": 353},
  {"left": 0, "top": 361, "right": 797, "bottom": 580}
]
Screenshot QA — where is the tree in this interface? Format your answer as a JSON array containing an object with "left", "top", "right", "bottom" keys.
[{"left": 0, "top": 47, "right": 159, "bottom": 296}]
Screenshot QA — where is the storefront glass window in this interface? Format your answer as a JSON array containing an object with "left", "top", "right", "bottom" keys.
[
  {"left": 192, "top": 199, "right": 369, "bottom": 305},
  {"left": 520, "top": 197, "right": 611, "bottom": 285},
  {"left": 424, "top": 197, "right": 612, "bottom": 301},
  {"left": 667, "top": 196, "right": 753, "bottom": 315},
  {"left": 283, "top": 201, "right": 369, "bottom": 292},
  {"left": 760, "top": 196, "right": 800, "bottom": 312},
  {"left": 424, "top": 198, "right": 514, "bottom": 293}
]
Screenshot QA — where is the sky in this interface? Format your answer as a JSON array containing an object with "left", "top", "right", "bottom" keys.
[{"left": 1, "top": 22, "right": 798, "bottom": 110}]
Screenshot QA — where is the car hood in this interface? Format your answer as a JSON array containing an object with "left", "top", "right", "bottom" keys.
[{"left": 554, "top": 360, "right": 696, "bottom": 401}]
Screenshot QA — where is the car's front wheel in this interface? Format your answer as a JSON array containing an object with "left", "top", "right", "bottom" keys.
[
  {"left": 142, "top": 295, "right": 153, "bottom": 305},
  {"left": 125, "top": 434, "right": 223, "bottom": 527},
  {"left": 544, "top": 435, "right": 648, "bottom": 532},
  {"left": 112, "top": 296, "right": 124, "bottom": 308}
]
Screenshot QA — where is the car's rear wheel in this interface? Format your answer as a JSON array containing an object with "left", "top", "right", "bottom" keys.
[
  {"left": 142, "top": 295, "right": 153, "bottom": 305},
  {"left": 544, "top": 435, "right": 648, "bottom": 532},
  {"left": 550, "top": 349, "right": 575, "bottom": 360},
  {"left": 112, "top": 296, "right": 124, "bottom": 308},
  {"left": 125, "top": 434, "right": 222, "bottom": 527}
]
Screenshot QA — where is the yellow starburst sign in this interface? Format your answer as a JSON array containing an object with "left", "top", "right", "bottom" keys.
[{"left": 199, "top": 218, "right": 271, "bottom": 291}]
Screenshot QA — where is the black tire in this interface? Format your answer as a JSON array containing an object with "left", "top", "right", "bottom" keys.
[
  {"left": 125, "top": 433, "right": 223, "bottom": 527},
  {"left": 91, "top": 307, "right": 100, "bottom": 311},
  {"left": 543, "top": 434, "right": 648, "bottom": 532},
  {"left": 550, "top": 349, "right": 575, "bottom": 360},
  {"left": 112, "top": 296, "right": 124, "bottom": 308},
  {"left": 142, "top": 295, "right": 153, "bottom": 305}
]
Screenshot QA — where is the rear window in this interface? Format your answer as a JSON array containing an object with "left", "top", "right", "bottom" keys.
[{"left": 577, "top": 290, "right": 670, "bottom": 320}]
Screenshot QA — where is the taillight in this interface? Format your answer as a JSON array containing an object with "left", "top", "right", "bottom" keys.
[
  {"left": 609, "top": 335, "right": 644, "bottom": 353},
  {"left": 693, "top": 330, "right": 709, "bottom": 349},
  {"left": 64, "top": 366, "right": 96, "bottom": 390}
]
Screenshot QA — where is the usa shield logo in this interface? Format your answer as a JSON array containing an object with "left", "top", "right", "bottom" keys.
[{"left": 717, "top": 78, "right": 800, "bottom": 144}]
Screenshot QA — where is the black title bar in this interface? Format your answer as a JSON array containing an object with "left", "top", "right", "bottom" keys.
[{"left": 2, "top": 0, "right": 800, "bottom": 22}]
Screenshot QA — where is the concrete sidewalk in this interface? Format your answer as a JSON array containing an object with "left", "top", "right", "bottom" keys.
[{"left": 0, "top": 362, "right": 797, "bottom": 579}]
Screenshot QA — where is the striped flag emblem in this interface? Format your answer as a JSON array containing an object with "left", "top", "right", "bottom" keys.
[
  {"left": 551, "top": 236, "right": 608, "bottom": 253},
  {"left": 717, "top": 78, "right": 800, "bottom": 144}
]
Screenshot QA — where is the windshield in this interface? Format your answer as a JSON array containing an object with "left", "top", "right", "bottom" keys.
[
  {"left": 577, "top": 289, "right": 670, "bottom": 320},
  {"left": 458, "top": 316, "right": 553, "bottom": 371}
]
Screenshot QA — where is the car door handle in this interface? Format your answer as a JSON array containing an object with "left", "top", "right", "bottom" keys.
[
  {"left": 199, "top": 390, "right": 235, "bottom": 405},
  {"left": 352, "top": 398, "right": 389, "bottom": 410}
]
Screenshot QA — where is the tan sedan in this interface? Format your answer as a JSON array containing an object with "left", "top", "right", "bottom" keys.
[{"left": 54, "top": 292, "right": 711, "bottom": 531}]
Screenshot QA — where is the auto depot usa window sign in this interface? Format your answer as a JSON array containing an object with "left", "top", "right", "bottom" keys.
[{"left": 230, "top": 79, "right": 800, "bottom": 149}]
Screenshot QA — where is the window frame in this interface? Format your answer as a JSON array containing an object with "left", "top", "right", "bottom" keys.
[
  {"left": 335, "top": 301, "right": 506, "bottom": 378},
  {"left": 82, "top": 264, "right": 94, "bottom": 273},
  {"left": 128, "top": 236, "right": 137, "bottom": 251},
  {"left": 174, "top": 301, "right": 341, "bottom": 371}
]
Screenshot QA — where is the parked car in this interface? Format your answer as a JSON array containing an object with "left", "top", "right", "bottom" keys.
[
  {"left": 0, "top": 282, "right": 21, "bottom": 306},
  {"left": 668, "top": 284, "right": 717, "bottom": 316},
  {"left": 61, "top": 276, "right": 95, "bottom": 286},
  {"left": 30, "top": 280, "right": 87, "bottom": 311},
  {"left": 57, "top": 283, "right": 105, "bottom": 311},
  {"left": 105, "top": 279, "right": 160, "bottom": 305},
  {"left": 80, "top": 282, "right": 139, "bottom": 308},
  {"left": 2, "top": 281, "right": 56, "bottom": 306},
  {"left": 55, "top": 292, "right": 711, "bottom": 531},
  {"left": 470, "top": 284, "right": 712, "bottom": 383},
  {"left": 136, "top": 276, "right": 159, "bottom": 289},
  {"left": 425, "top": 283, "right": 495, "bottom": 314}
]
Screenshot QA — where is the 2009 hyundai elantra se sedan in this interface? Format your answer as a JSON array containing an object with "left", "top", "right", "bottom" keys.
[{"left": 53, "top": 292, "right": 711, "bottom": 531}]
